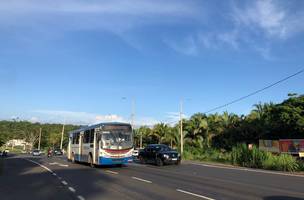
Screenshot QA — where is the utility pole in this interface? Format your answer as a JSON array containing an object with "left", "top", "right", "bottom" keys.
[
  {"left": 38, "top": 127, "right": 42, "bottom": 150},
  {"left": 180, "top": 100, "right": 183, "bottom": 156},
  {"left": 131, "top": 99, "right": 141, "bottom": 148},
  {"left": 60, "top": 123, "right": 65, "bottom": 150}
]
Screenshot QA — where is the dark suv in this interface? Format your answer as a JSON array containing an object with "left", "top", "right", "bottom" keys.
[{"left": 138, "top": 144, "right": 181, "bottom": 166}]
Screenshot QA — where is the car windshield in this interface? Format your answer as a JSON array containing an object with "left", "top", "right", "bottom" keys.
[{"left": 161, "top": 146, "right": 171, "bottom": 151}]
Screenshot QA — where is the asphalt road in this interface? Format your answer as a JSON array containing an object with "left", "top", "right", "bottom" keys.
[{"left": 1, "top": 155, "right": 304, "bottom": 200}]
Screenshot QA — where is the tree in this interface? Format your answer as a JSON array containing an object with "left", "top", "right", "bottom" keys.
[{"left": 184, "top": 113, "right": 209, "bottom": 148}]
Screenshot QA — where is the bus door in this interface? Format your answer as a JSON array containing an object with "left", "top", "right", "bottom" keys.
[
  {"left": 82, "top": 130, "right": 91, "bottom": 162},
  {"left": 93, "top": 131, "right": 98, "bottom": 164},
  {"left": 79, "top": 131, "right": 84, "bottom": 161},
  {"left": 67, "top": 136, "right": 72, "bottom": 160}
]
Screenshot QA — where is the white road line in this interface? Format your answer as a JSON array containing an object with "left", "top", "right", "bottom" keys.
[
  {"left": 131, "top": 176, "right": 152, "bottom": 183},
  {"left": 61, "top": 180, "right": 68, "bottom": 185},
  {"left": 105, "top": 170, "right": 118, "bottom": 175},
  {"left": 77, "top": 195, "right": 85, "bottom": 200},
  {"left": 59, "top": 164, "right": 69, "bottom": 167},
  {"left": 189, "top": 163, "right": 304, "bottom": 178},
  {"left": 49, "top": 162, "right": 58, "bottom": 165},
  {"left": 68, "top": 187, "right": 76, "bottom": 193},
  {"left": 24, "top": 159, "right": 53, "bottom": 173},
  {"left": 57, "top": 177, "right": 62, "bottom": 180},
  {"left": 176, "top": 189, "right": 215, "bottom": 200},
  {"left": 23, "top": 158, "right": 85, "bottom": 198}
]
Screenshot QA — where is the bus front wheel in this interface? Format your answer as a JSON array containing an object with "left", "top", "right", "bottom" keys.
[{"left": 71, "top": 153, "right": 75, "bottom": 163}]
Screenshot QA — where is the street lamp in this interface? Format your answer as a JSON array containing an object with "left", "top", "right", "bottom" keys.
[
  {"left": 179, "top": 98, "right": 191, "bottom": 156},
  {"left": 122, "top": 97, "right": 140, "bottom": 148}
]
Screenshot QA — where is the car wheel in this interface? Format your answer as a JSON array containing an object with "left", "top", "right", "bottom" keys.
[
  {"left": 139, "top": 156, "right": 146, "bottom": 164},
  {"left": 175, "top": 160, "right": 181, "bottom": 165},
  {"left": 156, "top": 158, "right": 163, "bottom": 166}
]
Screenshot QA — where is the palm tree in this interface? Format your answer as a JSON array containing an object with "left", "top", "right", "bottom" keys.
[
  {"left": 151, "top": 123, "right": 170, "bottom": 144},
  {"left": 137, "top": 126, "right": 152, "bottom": 147},
  {"left": 184, "top": 113, "right": 208, "bottom": 148}
]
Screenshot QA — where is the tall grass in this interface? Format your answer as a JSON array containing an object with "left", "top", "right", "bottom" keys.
[
  {"left": 231, "top": 144, "right": 299, "bottom": 172},
  {"left": 184, "top": 144, "right": 302, "bottom": 172},
  {"left": 183, "top": 146, "right": 231, "bottom": 164}
]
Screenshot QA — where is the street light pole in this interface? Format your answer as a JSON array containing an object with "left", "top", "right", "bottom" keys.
[
  {"left": 38, "top": 127, "right": 42, "bottom": 150},
  {"left": 60, "top": 123, "right": 65, "bottom": 150},
  {"left": 122, "top": 97, "right": 139, "bottom": 148},
  {"left": 180, "top": 100, "right": 183, "bottom": 156}
]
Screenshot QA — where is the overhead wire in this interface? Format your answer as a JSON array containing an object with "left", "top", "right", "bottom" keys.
[{"left": 203, "top": 69, "right": 304, "bottom": 114}]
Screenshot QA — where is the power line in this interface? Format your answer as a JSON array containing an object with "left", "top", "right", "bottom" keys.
[{"left": 204, "top": 69, "right": 304, "bottom": 114}]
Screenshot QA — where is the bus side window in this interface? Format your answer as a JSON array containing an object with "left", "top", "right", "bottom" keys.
[
  {"left": 84, "top": 130, "right": 90, "bottom": 143},
  {"left": 89, "top": 129, "right": 94, "bottom": 144},
  {"left": 75, "top": 132, "right": 80, "bottom": 144}
]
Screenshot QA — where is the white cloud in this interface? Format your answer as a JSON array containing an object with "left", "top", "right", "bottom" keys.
[
  {"left": 0, "top": 0, "right": 199, "bottom": 33},
  {"left": 163, "top": 36, "right": 198, "bottom": 56},
  {"left": 30, "top": 110, "right": 159, "bottom": 127},
  {"left": 165, "top": 112, "right": 187, "bottom": 124},
  {"left": 197, "top": 30, "right": 239, "bottom": 50},
  {"left": 32, "top": 110, "right": 125, "bottom": 125},
  {"left": 232, "top": 0, "right": 304, "bottom": 39}
]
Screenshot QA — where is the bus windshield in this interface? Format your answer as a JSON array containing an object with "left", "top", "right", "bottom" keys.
[{"left": 99, "top": 125, "right": 133, "bottom": 150}]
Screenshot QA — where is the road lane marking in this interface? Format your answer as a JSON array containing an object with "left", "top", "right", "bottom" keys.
[
  {"left": 77, "top": 195, "right": 85, "bottom": 200},
  {"left": 176, "top": 189, "right": 215, "bottom": 200},
  {"left": 189, "top": 163, "right": 304, "bottom": 178},
  {"left": 61, "top": 181, "right": 68, "bottom": 186},
  {"left": 105, "top": 170, "right": 118, "bottom": 175},
  {"left": 49, "top": 162, "right": 69, "bottom": 167},
  {"left": 68, "top": 187, "right": 76, "bottom": 193},
  {"left": 24, "top": 159, "right": 53, "bottom": 173},
  {"left": 23, "top": 158, "right": 85, "bottom": 199},
  {"left": 131, "top": 176, "right": 152, "bottom": 183}
]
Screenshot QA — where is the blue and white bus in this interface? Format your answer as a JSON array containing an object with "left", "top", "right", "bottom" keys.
[{"left": 67, "top": 122, "right": 133, "bottom": 166}]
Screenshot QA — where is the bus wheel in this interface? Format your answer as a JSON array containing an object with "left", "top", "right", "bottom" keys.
[
  {"left": 88, "top": 155, "right": 94, "bottom": 168},
  {"left": 71, "top": 153, "right": 75, "bottom": 163}
]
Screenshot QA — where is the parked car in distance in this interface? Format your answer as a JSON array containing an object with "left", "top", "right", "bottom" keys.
[
  {"left": 138, "top": 144, "right": 181, "bottom": 166},
  {"left": 32, "top": 149, "right": 41, "bottom": 156},
  {"left": 53, "top": 148, "right": 63, "bottom": 156}
]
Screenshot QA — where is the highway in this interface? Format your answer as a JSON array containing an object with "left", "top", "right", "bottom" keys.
[{"left": 1, "top": 155, "right": 304, "bottom": 200}]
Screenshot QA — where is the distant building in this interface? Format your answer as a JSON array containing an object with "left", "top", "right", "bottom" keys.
[{"left": 6, "top": 139, "right": 31, "bottom": 150}]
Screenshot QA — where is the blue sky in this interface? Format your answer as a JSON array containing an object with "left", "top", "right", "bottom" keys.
[{"left": 0, "top": 0, "right": 303, "bottom": 125}]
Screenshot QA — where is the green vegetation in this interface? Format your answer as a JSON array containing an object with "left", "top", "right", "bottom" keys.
[
  {"left": 0, "top": 94, "right": 303, "bottom": 172},
  {"left": 134, "top": 94, "right": 304, "bottom": 172},
  {"left": 231, "top": 144, "right": 299, "bottom": 171},
  {"left": 0, "top": 121, "right": 79, "bottom": 150}
]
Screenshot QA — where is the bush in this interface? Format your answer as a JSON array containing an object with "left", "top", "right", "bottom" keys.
[
  {"left": 231, "top": 144, "right": 267, "bottom": 168},
  {"left": 264, "top": 154, "right": 299, "bottom": 172},
  {"left": 183, "top": 145, "right": 230, "bottom": 163},
  {"left": 231, "top": 144, "right": 300, "bottom": 172},
  {"left": 184, "top": 144, "right": 302, "bottom": 172}
]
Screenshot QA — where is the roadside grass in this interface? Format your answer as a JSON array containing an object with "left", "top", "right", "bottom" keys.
[
  {"left": 184, "top": 144, "right": 303, "bottom": 172},
  {"left": 183, "top": 146, "right": 231, "bottom": 164}
]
